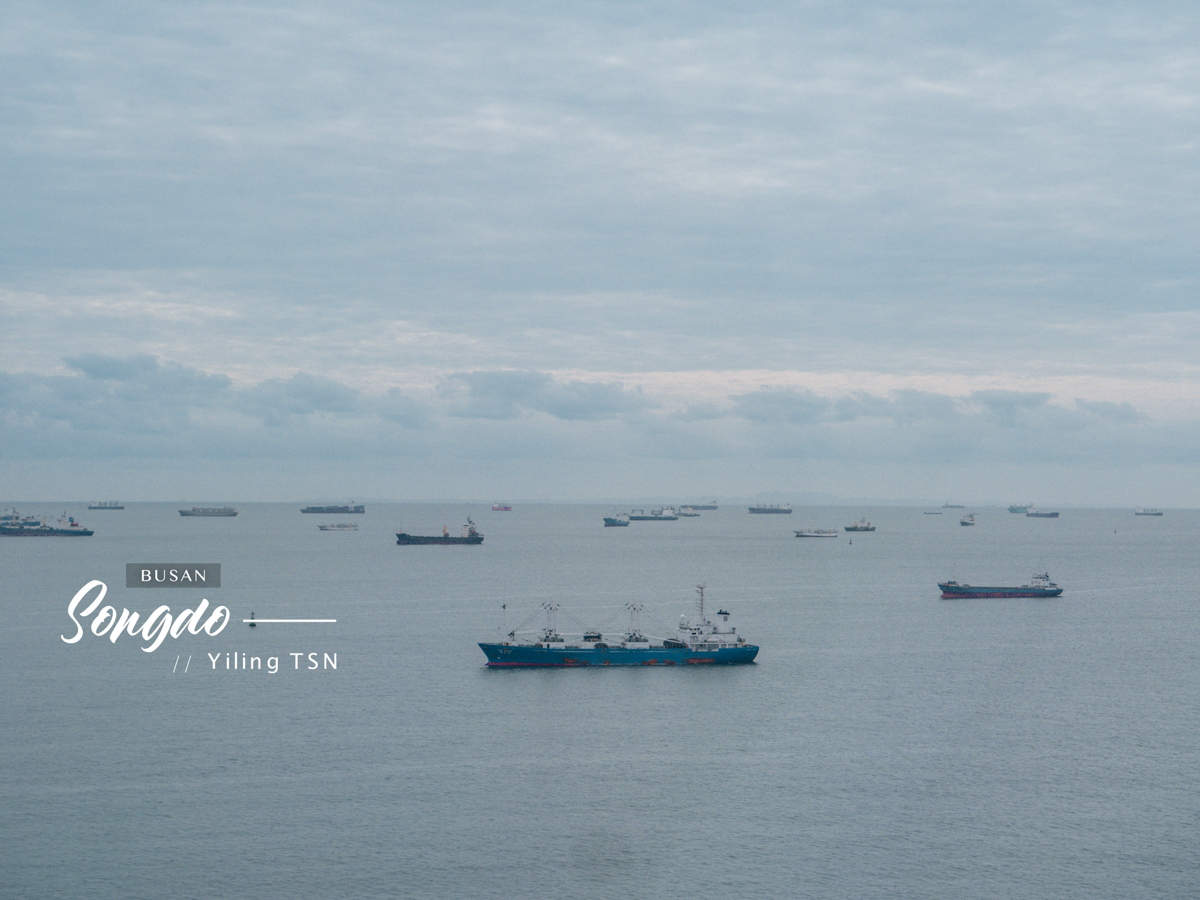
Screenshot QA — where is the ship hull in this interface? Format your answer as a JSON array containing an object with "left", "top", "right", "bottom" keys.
[
  {"left": 479, "top": 643, "right": 759, "bottom": 666},
  {"left": 1026, "top": 512, "right": 1059, "bottom": 518},
  {"left": 302, "top": 506, "right": 364, "bottom": 514},
  {"left": 938, "top": 583, "right": 1063, "bottom": 599},
  {"left": 396, "top": 534, "right": 483, "bottom": 545},
  {"left": 748, "top": 507, "right": 791, "bottom": 514},
  {"left": 179, "top": 509, "right": 237, "bottom": 516},
  {"left": 0, "top": 526, "right": 94, "bottom": 536}
]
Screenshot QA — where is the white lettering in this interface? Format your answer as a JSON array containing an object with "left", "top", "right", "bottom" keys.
[
  {"left": 63, "top": 581, "right": 107, "bottom": 643},
  {"left": 62, "top": 581, "right": 231, "bottom": 652}
]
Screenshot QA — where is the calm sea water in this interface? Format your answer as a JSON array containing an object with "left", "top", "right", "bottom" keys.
[{"left": 1, "top": 502, "right": 1197, "bottom": 899}]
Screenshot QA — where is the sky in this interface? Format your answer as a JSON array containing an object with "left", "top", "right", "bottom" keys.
[{"left": 2, "top": 1, "right": 1199, "bottom": 505}]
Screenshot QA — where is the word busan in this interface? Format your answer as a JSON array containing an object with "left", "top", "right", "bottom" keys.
[{"left": 62, "top": 580, "right": 230, "bottom": 652}]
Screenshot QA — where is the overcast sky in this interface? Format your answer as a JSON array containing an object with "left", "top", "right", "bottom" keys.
[{"left": 3, "top": 1, "right": 1199, "bottom": 504}]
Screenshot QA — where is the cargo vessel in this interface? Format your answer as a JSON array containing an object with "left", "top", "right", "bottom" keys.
[
  {"left": 603, "top": 514, "right": 630, "bottom": 527},
  {"left": 628, "top": 508, "right": 678, "bottom": 521},
  {"left": 179, "top": 507, "right": 238, "bottom": 516},
  {"left": 1135, "top": 507, "right": 1163, "bottom": 516},
  {"left": 87, "top": 501, "right": 124, "bottom": 510},
  {"left": 1026, "top": 509, "right": 1059, "bottom": 518},
  {"left": 938, "top": 572, "right": 1063, "bottom": 599},
  {"left": 748, "top": 503, "right": 791, "bottom": 514},
  {"left": 794, "top": 528, "right": 838, "bottom": 538},
  {"left": 318, "top": 523, "right": 358, "bottom": 531},
  {"left": 479, "top": 585, "right": 757, "bottom": 667},
  {"left": 301, "top": 503, "right": 364, "bottom": 514},
  {"left": 396, "top": 518, "right": 483, "bottom": 545},
  {"left": 1007, "top": 504, "right": 1032, "bottom": 513},
  {"left": 491, "top": 503, "right": 512, "bottom": 511},
  {"left": 0, "top": 512, "right": 93, "bottom": 536},
  {"left": 844, "top": 518, "right": 875, "bottom": 532}
]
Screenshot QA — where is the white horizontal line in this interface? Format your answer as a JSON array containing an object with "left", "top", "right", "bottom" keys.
[{"left": 243, "top": 618, "right": 337, "bottom": 623}]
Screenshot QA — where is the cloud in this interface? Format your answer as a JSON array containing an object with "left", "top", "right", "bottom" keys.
[
  {"left": 1075, "top": 398, "right": 1144, "bottom": 424},
  {"left": 240, "top": 372, "right": 362, "bottom": 426},
  {"left": 441, "top": 371, "right": 651, "bottom": 421}
]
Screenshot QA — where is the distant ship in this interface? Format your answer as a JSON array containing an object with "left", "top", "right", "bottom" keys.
[
  {"left": 603, "top": 514, "right": 630, "bottom": 527},
  {"left": 179, "top": 507, "right": 238, "bottom": 517},
  {"left": 1008, "top": 504, "right": 1032, "bottom": 513},
  {"left": 749, "top": 504, "right": 791, "bottom": 514},
  {"left": 1, "top": 512, "right": 93, "bottom": 536},
  {"left": 491, "top": 503, "right": 512, "bottom": 511},
  {"left": 960, "top": 514, "right": 975, "bottom": 526},
  {"left": 794, "top": 528, "right": 838, "bottom": 538},
  {"left": 688, "top": 503, "right": 718, "bottom": 510},
  {"left": 938, "top": 572, "right": 1063, "bottom": 599},
  {"left": 396, "top": 518, "right": 483, "bottom": 545},
  {"left": 676, "top": 506, "right": 701, "bottom": 517},
  {"left": 301, "top": 503, "right": 364, "bottom": 514},
  {"left": 942, "top": 502, "right": 965, "bottom": 509},
  {"left": 87, "top": 501, "right": 124, "bottom": 510},
  {"left": 628, "top": 508, "right": 678, "bottom": 521},
  {"left": 478, "top": 585, "right": 758, "bottom": 667},
  {"left": 1026, "top": 509, "right": 1059, "bottom": 518},
  {"left": 318, "top": 523, "right": 358, "bottom": 531},
  {"left": 1135, "top": 507, "right": 1163, "bottom": 516},
  {"left": 844, "top": 518, "right": 875, "bottom": 532}
]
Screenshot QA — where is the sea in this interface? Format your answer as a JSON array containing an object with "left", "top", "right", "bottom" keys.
[{"left": 1, "top": 502, "right": 1197, "bottom": 899}]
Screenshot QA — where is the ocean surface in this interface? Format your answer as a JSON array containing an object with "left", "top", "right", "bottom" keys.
[{"left": 1, "top": 502, "right": 1197, "bottom": 899}]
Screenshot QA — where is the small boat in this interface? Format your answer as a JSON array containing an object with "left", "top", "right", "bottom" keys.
[
  {"left": 492, "top": 503, "right": 512, "bottom": 511},
  {"left": 179, "top": 507, "right": 238, "bottom": 517},
  {"left": 603, "top": 514, "right": 630, "bottom": 527},
  {"left": 844, "top": 518, "right": 875, "bottom": 532},
  {"left": 1135, "top": 507, "right": 1163, "bottom": 516},
  {"left": 794, "top": 528, "right": 838, "bottom": 538},
  {"left": 248, "top": 612, "right": 256, "bottom": 627},
  {"left": 960, "top": 514, "right": 975, "bottom": 526},
  {"left": 1026, "top": 509, "right": 1059, "bottom": 518},
  {"left": 938, "top": 572, "right": 1063, "bottom": 599},
  {"left": 87, "top": 501, "right": 125, "bottom": 510},
  {"left": 749, "top": 503, "right": 791, "bottom": 514},
  {"left": 318, "top": 523, "right": 358, "bottom": 531}
]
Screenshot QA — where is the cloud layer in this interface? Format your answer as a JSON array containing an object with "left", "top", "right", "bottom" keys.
[{"left": 2, "top": 3, "right": 1199, "bottom": 502}]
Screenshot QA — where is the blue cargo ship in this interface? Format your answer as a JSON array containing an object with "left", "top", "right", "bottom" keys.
[
  {"left": 938, "top": 572, "right": 1063, "bottom": 599},
  {"left": 479, "top": 586, "right": 758, "bottom": 667},
  {"left": 0, "top": 510, "right": 93, "bottom": 536}
]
